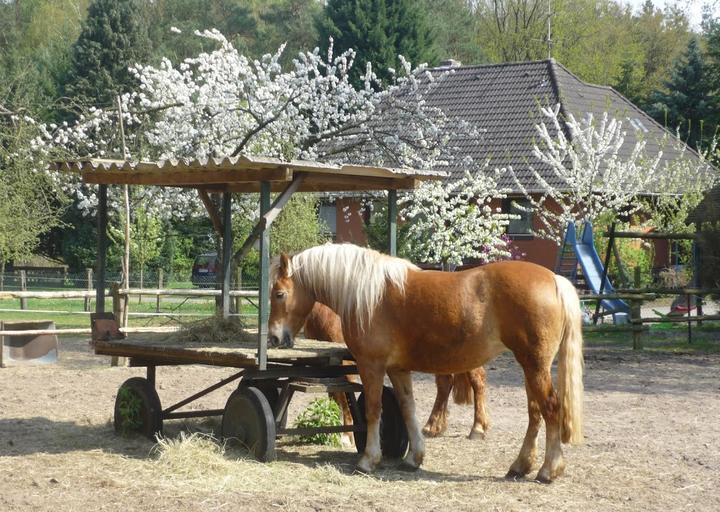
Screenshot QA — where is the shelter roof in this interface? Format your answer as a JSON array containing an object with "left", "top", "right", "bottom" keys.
[
  {"left": 50, "top": 155, "right": 446, "bottom": 192},
  {"left": 422, "top": 59, "right": 709, "bottom": 193}
]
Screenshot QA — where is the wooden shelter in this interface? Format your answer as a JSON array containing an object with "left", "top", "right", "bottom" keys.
[{"left": 51, "top": 155, "right": 445, "bottom": 369}]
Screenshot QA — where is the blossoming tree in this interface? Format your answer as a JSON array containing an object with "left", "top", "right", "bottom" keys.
[
  {"left": 35, "top": 29, "right": 513, "bottom": 273},
  {"left": 402, "top": 166, "right": 515, "bottom": 268},
  {"left": 512, "top": 105, "right": 716, "bottom": 244}
]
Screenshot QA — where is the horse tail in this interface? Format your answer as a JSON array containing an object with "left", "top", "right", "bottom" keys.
[
  {"left": 554, "top": 274, "right": 584, "bottom": 445},
  {"left": 451, "top": 372, "right": 473, "bottom": 405}
]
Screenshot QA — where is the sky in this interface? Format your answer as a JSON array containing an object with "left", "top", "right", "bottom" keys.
[{"left": 622, "top": 0, "right": 719, "bottom": 28}]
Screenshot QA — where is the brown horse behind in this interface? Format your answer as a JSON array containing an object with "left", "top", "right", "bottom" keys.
[
  {"left": 269, "top": 244, "right": 583, "bottom": 482},
  {"left": 304, "top": 302, "right": 490, "bottom": 440}
]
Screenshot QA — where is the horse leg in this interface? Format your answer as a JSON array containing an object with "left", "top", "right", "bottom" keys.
[
  {"left": 531, "top": 369, "right": 565, "bottom": 483},
  {"left": 356, "top": 363, "right": 385, "bottom": 473},
  {"left": 329, "top": 391, "right": 354, "bottom": 448},
  {"left": 467, "top": 367, "right": 490, "bottom": 440},
  {"left": 506, "top": 379, "right": 542, "bottom": 479},
  {"left": 422, "top": 374, "right": 452, "bottom": 437},
  {"left": 508, "top": 365, "right": 565, "bottom": 483},
  {"left": 387, "top": 369, "right": 425, "bottom": 470}
]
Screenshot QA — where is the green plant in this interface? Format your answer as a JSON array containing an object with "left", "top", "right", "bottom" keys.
[
  {"left": 116, "top": 386, "right": 143, "bottom": 435},
  {"left": 293, "top": 398, "right": 342, "bottom": 446}
]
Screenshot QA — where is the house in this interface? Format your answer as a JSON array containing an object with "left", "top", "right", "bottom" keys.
[{"left": 324, "top": 59, "right": 708, "bottom": 270}]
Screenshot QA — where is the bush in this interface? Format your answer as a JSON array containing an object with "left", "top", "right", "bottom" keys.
[{"left": 293, "top": 398, "right": 342, "bottom": 446}]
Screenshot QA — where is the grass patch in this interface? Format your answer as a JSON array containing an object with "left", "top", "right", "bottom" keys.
[{"left": 584, "top": 322, "right": 720, "bottom": 353}]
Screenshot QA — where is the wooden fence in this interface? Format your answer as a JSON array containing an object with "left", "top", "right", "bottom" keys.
[
  {"left": 0, "top": 287, "right": 260, "bottom": 336},
  {"left": 581, "top": 288, "right": 720, "bottom": 348}
]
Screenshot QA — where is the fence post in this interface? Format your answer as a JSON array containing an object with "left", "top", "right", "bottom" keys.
[
  {"left": 632, "top": 267, "right": 643, "bottom": 350},
  {"left": 20, "top": 270, "right": 27, "bottom": 310},
  {"left": 235, "top": 268, "right": 242, "bottom": 318},
  {"left": 84, "top": 268, "right": 93, "bottom": 312},
  {"left": 0, "top": 320, "right": 4, "bottom": 368},
  {"left": 631, "top": 298, "right": 643, "bottom": 350},
  {"left": 110, "top": 283, "right": 121, "bottom": 367},
  {"left": 156, "top": 269, "right": 163, "bottom": 313}
]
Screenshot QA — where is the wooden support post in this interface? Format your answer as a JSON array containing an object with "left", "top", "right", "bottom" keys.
[
  {"left": 84, "top": 268, "right": 93, "bottom": 312},
  {"left": 687, "top": 293, "right": 692, "bottom": 344},
  {"left": 96, "top": 184, "right": 108, "bottom": 313},
  {"left": 387, "top": 189, "right": 397, "bottom": 256},
  {"left": 631, "top": 298, "right": 643, "bottom": 350},
  {"left": 110, "top": 282, "right": 123, "bottom": 367},
  {"left": 630, "top": 266, "right": 643, "bottom": 350},
  {"left": 232, "top": 173, "right": 305, "bottom": 265},
  {"left": 156, "top": 269, "right": 163, "bottom": 313},
  {"left": 235, "top": 268, "right": 242, "bottom": 318},
  {"left": 222, "top": 191, "right": 233, "bottom": 319},
  {"left": 693, "top": 229, "right": 703, "bottom": 324},
  {"left": 258, "top": 181, "right": 271, "bottom": 370},
  {"left": 19, "top": 270, "right": 27, "bottom": 310}
]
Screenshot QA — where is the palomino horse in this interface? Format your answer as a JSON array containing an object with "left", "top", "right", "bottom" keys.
[
  {"left": 269, "top": 244, "right": 583, "bottom": 482},
  {"left": 304, "top": 302, "right": 491, "bottom": 441}
]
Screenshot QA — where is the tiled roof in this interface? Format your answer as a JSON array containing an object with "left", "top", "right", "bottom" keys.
[{"left": 423, "top": 59, "right": 708, "bottom": 193}]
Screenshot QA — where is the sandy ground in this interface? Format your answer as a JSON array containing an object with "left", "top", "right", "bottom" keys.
[{"left": 1, "top": 335, "right": 719, "bottom": 512}]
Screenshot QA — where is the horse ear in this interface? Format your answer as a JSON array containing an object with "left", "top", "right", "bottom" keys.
[{"left": 279, "top": 253, "right": 291, "bottom": 278}]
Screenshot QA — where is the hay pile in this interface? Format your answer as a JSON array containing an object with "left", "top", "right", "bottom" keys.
[{"left": 167, "top": 316, "right": 255, "bottom": 344}]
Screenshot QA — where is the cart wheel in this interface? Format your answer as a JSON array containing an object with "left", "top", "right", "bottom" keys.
[
  {"left": 222, "top": 386, "right": 276, "bottom": 462},
  {"left": 114, "top": 377, "right": 163, "bottom": 439},
  {"left": 251, "top": 381, "right": 288, "bottom": 429},
  {"left": 353, "top": 386, "right": 409, "bottom": 458}
]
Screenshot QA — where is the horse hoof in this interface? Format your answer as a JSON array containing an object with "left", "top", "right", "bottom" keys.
[
  {"left": 399, "top": 460, "right": 420, "bottom": 472},
  {"left": 353, "top": 466, "right": 371, "bottom": 475},
  {"left": 422, "top": 427, "right": 442, "bottom": 438},
  {"left": 535, "top": 473, "right": 553, "bottom": 484},
  {"left": 467, "top": 430, "right": 486, "bottom": 440},
  {"left": 355, "top": 456, "right": 378, "bottom": 475},
  {"left": 505, "top": 469, "right": 526, "bottom": 481}
]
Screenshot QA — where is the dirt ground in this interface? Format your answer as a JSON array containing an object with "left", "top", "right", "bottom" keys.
[{"left": 1, "top": 335, "right": 719, "bottom": 512}]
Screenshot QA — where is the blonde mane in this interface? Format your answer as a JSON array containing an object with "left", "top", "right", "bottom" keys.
[{"left": 279, "top": 244, "right": 418, "bottom": 332}]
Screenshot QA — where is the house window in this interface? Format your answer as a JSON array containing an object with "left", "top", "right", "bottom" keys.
[
  {"left": 318, "top": 202, "right": 337, "bottom": 239},
  {"left": 503, "top": 198, "right": 533, "bottom": 237}
]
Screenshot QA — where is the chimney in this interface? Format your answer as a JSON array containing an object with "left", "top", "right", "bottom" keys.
[{"left": 438, "top": 58, "right": 462, "bottom": 68}]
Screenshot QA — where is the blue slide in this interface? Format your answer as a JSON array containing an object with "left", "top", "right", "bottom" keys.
[{"left": 571, "top": 222, "right": 629, "bottom": 324}]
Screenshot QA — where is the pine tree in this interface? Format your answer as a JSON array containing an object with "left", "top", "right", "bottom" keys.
[
  {"left": 64, "top": 0, "right": 151, "bottom": 108},
  {"left": 648, "top": 37, "right": 718, "bottom": 150},
  {"left": 613, "top": 59, "right": 644, "bottom": 107},
  {"left": 318, "top": 0, "right": 437, "bottom": 86}
]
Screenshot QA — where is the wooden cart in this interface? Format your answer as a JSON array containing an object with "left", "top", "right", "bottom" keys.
[{"left": 55, "top": 156, "right": 444, "bottom": 461}]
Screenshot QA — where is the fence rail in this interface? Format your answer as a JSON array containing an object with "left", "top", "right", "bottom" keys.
[{"left": 0, "top": 285, "right": 260, "bottom": 330}]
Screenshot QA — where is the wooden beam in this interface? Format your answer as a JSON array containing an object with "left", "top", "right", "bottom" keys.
[
  {"left": 388, "top": 189, "right": 397, "bottom": 256},
  {"left": 198, "top": 189, "right": 224, "bottom": 235},
  {"left": 222, "top": 192, "right": 233, "bottom": 319},
  {"left": 232, "top": 173, "right": 307, "bottom": 265},
  {"left": 258, "top": 181, "right": 271, "bottom": 371},
  {"left": 96, "top": 185, "right": 108, "bottom": 313},
  {"left": 81, "top": 167, "right": 292, "bottom": 186},
  {"left": 226, "top": 176, "right": 420, "bottom": 193}
]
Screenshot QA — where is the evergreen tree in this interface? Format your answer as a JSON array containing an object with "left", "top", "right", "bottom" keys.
[
  {"left": 318, "top": 0, "right": 437, "bottom": 86},
  {"left": 63, "top": 0, "right": 151, "bottom": 109},
  {"left": 648, "top": 37, "right": 718, "bottom": 150},
  {"left": 613, "top": 58, "right": 644, "bottom": 106}
]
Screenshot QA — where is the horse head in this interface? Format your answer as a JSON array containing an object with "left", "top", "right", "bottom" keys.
[{"left": 268, "top": 253, "right": 314, "bottom": 348}]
